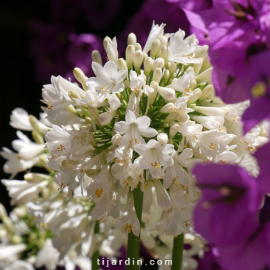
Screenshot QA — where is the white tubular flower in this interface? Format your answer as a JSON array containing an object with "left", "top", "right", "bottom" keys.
[
  {"left": 193, "top": 106, "right": 228, "bottom": 117},
  {"left": 167, "top": 70, "right": 195, "bottom": 96},
  {"left": 178, "top": 121, "right": 203, "bottom": 149},
  {"left": 1, "top": 178, "right": 48, "bottom": 205},
  {"left": 106, "top": 37, "right": 118, "bottom": 63},
  {"left": 162, "top": 96, "right": 194, "bottom": 123},
  {"left": 191, "top": 115, "right": 226, "bottom": 131},
  {"left": 88, "top": 61, "right": 127, "bottom": 102},
  {"left": 1, "top": 147, "right": 39, "bottom": 179},
  {"left": 154, "top": 179, "right": 172, "bottom": 210},
  {"left": 143, "top": 21, "right": 166, "bottom": 53},
  {"left": 134, "top": 139, "right": 174, "bottom": 178},
  {"left": 199, "top": 130, "right": 236, "bottom": 160},
  {"left": 115, "top": 192, "right": 140, "bottom": 236},
  {"left": 129, "top": 70, "right": 146, "bottom": 93},
  {"left": 12, "top": 131, "right": 45, "bottom": 160},
  {"left": 0, "top": 244, "right": 26, "bottom": 261},
  {"left": 167, "top": 30, "right": 200, "bottom": 64},
  {"left": 45, "top": 125, "right": 90, "bottom": 161},
  {"left": 115, "top": 110, "right": 158, "bottom": 147},
  {"left": 76, "top": 83, "right": 107, "bottom": 107},
  {"left": 35, "top": 239, "right": 59, "bottom": 270},
  {"left": 42, "top": 75, "right": 84, "bottom": 125},
  {"left": 99, "top": 94, "right": 121, "bottom": 125},
  {"left": 158, "top": 86, "right": 177, "bottom": 101},
  {"left": 163, "top": 149, "right": 194, "bottom": 189}
]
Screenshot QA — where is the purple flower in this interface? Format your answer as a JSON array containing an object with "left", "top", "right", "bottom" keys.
[
  {"left": 217, "top": 196, "right": 270, "bottom": 270},
  {"left": 253, "top": 141, "right": 270, "bottom": 194},
  {"left": 192, "top": 163, "right": 260, "bottom": 246}
]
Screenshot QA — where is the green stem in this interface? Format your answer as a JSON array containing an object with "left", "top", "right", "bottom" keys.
[
  {"left": 171, "top": 233, "right": 184, "bottom": 270},
  {"left": 126, "top": 185, "right": 144, "bottom": 270},
  {"left": 92, "top": 221, "right": 100, "bottom": 270}
]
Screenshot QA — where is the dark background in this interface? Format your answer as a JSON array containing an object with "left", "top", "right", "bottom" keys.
[{"left": 0, "top": 0, "right": 146, "bottom": 212}]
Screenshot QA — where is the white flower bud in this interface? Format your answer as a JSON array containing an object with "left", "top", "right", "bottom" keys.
[
  {"left": 153, "top": 58, "right": 165, "bottom": 69},
  {"left": 144, "top": 57, "right": 153, "bottom": 77},
  {"left": 103, "top": 36, "right": 112, "bottom": 51},
  {"left": 11, "top": 235, "right": 22, "bottom": 244},
  {"left": 163, "top": 69, "right": 170, "bottom": 85},
  {"left": 13, "top": 206, "right": 27, "bottom": 218},
  {"left": 186, "top": 66, "right": 194, "bottom": 74},
  {"left": 190, "top": 79, "right": 197, "bottom": 90},
  {"left": 124, "top": 80, "right": 130, "bottom": 88},
  {"left": 135, "top": 43, "right": 142, "bottom": 51},
  {"left": 112, "top": 134, "right": 123, "bottom": 145},
  {"left": 160, "top": 44, "right": 168, "bottom": 61},
  {"left": 126, "top": 45, "right": 135, "bottom": 69},
  {"left": 157, "top": 133, "right": 168, "bottom": 144},
  {"left": 187, "top": 89, "right": 202, "bottom": 104},
  {"left": 65, "top": 104, "right": 78, "bottom": 115},
  {"left": 24, "top": 173, "right": 49, "bottom": 183},
  {"left": 133, "top": 50, "right": 144, "bottom": 72},
  {"left": 150, "top": 38, "right": 161, "bottom": 58},
  {"left": 158, "top": 86, "right": 176, "bottom": 100},
  {"left": 127, "top": 33, "right": 137, "bottom": 46},
  {"left": 153, "top": 68, "right": 162, "bottom": 83},
  {"left": 160, "top": 103, "right": 175, "bottom": 113},
  {"left": 0, "top": 204, "right": 7, "bottom": 220},
  {"left": 32, "top": 131, "right": 44, "bottom": 145},
  {"left": 195, "top": 67, "right": 213, "bottom": 84},
  {"left": 99, "top": 111, "right": 115, "bottom": 126},
  {"left": 2, "top": 217, "right": 14, "bottom": 234},
  {"left": 117, "top": 58, "right": 127, "bottom": 70},
  {"left": 158, "top": 35, "right": 168, "bottom": 46},
  {"left": 169, "top": 123, "right": 179, "bottom": 138},
  {"left": 29, "top": 115, "right": 42, "bottom": 134},
  {"left": 200, "top": 85, "right": 214, "bottom": 100},
  {"left": 73, "top": 67, "right": 88, "bottom": 90},
  {"left": 169, "top": 62, "right": 177, "bottom": 76},
  {"left": 92, "top": 50, "right": 102, "bottom": 66},
  {"left": 193, "top": 106, "right": 228, "bottom": 116},
  {"left": 68, "top": 90, "right": 81, "bottom": 100},
  {"left": 149, "top": 81, "right": 158, "bottom": 104}
]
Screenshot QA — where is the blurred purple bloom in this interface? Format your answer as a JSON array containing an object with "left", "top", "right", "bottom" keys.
[
  {"left": 253, "top": 141, "right": 270, "bottom": 194},
  {"left": 30, "top": 21, "right": 74, "bottom": 82},
  {"left": 196, "top": 246, "right": 230, "bottom": 270},
  {"left": 192, "top": 163, "right": 260, "bottom": 246},
  {"left": 65, "top": 33, "right": 104, "bottom": 80},
  {"left": 118, "top": 0, "right": 191, "bottom": 56},
  {"left": 218, "top": 196, "right": 270, "bottom": 270}
]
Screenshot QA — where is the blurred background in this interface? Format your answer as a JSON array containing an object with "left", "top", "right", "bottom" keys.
[{"left": 0, "top": 0, "right": 192, "bottom": 211}]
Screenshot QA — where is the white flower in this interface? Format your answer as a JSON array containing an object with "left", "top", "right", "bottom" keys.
[
  {"left": 106, "top": 37, "right": 118, "bottom": 63},
  {"left": 115, "top": 192, "right": 140, "bottom": 236},
  {"left": 88, "top": 61, "right": 127, "bottom": 102},
  {"left": 134, "top": 139, "right": 174, "bottom": 178},
  {"left": 161, "top": 96, "right": 194, "bottom": 123},
  {"left": 167, "top": 70, "right": 195, "bottom": 96},
  {"left": 42, "top": 75, "right": 84, "bottom": 125},
  {"left": 154, "top": 179, "right": 172, "bottom": 210},
  {"left": 99, "top": 94, "right": 121, "bottom": 126},
  {"left": 199, "top": 130, "right": 236, "bottom": 160},
  {"left": 115, "top": 110, "right": 158, "bottom": 147},
  {"left": 167, "top": 30, "right": 199, "bottom": 64},
  {"left": 0, "top": 244, "right": 26, "bottom": 261},
  {"left": 143, "top": 21, "right": 166, "bottom": 53},
  {"left": 129, "top": 70, "right": 146, "bottom": 93},
  {"left": 35, "top": 239, "right": 59, "bottom": 270},
  {"left": 163, "top": 149, "right": 194, "bottom": 189},
  {"left": 1, "top": 147, "right": 39, "bottom": 179},
  {"left": 191, "top": 115, "right": 226, "bottom": 131},
  {"left": 1, "top": 178, "right": 49, "bottom": 205},
  {"left": 10, "top": 108, "right": 48, "bottom": 133},
  {"left": 12, "top": 131, "right": 45, "bottom": 160}
]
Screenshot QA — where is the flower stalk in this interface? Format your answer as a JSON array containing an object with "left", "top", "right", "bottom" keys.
[
  {"left": 91, "top": 221, "right": 100, "bottom": 270},
  {"left": 127, "top": 185, "right": 144, "bottom": 270},
  {"left": 171, "top": 233, "right": 184, "bottom": 270}
]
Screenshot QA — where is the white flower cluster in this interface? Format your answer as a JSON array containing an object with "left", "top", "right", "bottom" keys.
[
  {"left": 1, "top": 22, "right": 269, "bottom": 270},
  {"left": 41, "top": 22, "right": 269, "bottom": 237}
]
